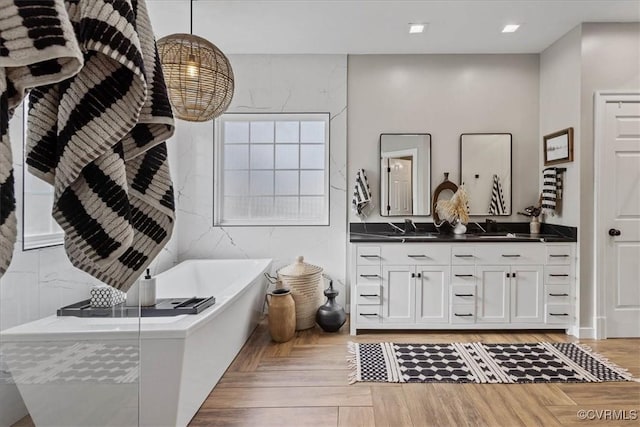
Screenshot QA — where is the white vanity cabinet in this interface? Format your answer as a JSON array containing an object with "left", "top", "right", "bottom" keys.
[{"left": 350, "top": 241, "right": 575, "bottom": 334}]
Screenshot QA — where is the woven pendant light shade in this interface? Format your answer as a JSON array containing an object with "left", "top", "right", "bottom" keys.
[{"left": 157, "top": 33, "right": 234, "bottom": 122}]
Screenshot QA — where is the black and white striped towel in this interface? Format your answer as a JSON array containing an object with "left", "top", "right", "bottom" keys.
[
  {"left": 26, "top": 0, "right": 175, "bottom": 292},
  {"left": 0, "top": 0, "right": 84, "bottom": 278},
  {"left": 488, "top": 174, "right": 506, "bottom": 215},
  {"left": 542, "top": 167, "right": 562, "bottom": 215},
  {"left": 352, "top": 168, "right": 372, "bottom": 216}
]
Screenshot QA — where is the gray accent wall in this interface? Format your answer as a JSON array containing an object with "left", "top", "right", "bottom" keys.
[{"left": 347, "top": 54, "right": 540, "bottom": 223}]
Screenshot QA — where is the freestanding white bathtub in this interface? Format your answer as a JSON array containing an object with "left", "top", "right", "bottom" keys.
[{"left": 0, "top": 258, "right": 272, "bottom": 427}]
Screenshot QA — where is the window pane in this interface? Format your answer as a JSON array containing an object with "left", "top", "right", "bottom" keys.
[
  {"left": 275, "top": 144, "right": 299, "bottom": 169},
  {"left": 224, "top": 145, "right": 249, "bottom": 169},
  {"left": 250, "top": 171, "right": 274, "bottom": 195},
  {"left": 250, "top": 145, "right": 274, "bottom": 169},
  {"left": 224, "top": 171, "right": 249, "bottom": 195},
  {"left": 300, "top": 170, "right": 325, "bottom": 195},
  {"left": 225, "top": 121, "right": 249, "bottom": 143},
  {"left": 300, "top": 121, "right": 325, "bottom": 143},
  {"left": 275, "top": 121, "right": 299, "bottom": 143},
  {"left": 251, "top": 197, "right": 275, "bottom": 218},
  {"left": 300, "top": 145, "right": 325, "bottom": 169},
  {"left": 275, "top": 197, "right": 299, "bottom": 218},
  {"left": 300, "top": 196, "right": 326, "bottom": 219},
  {"left": 275, "top": 170, "right": 299, "bottom": 195},
  {"left": 250, "top": 121, "right": 274, "bottom": 143},
  {"left": 223, "top": 197, "right": 250, "bottom": 218}
]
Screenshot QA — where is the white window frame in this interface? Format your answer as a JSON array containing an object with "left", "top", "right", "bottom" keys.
[{"left": 214, "top": 112, "right": 330, "bottom": 226}]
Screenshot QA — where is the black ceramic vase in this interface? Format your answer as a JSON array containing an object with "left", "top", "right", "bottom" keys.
[{"left": 316, "top": 280, "right": 346, "bottom": 332}]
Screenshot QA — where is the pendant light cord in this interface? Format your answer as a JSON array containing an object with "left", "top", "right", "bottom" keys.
[{"left": 190, "top": 0, "right": 193, "bottom": 35}]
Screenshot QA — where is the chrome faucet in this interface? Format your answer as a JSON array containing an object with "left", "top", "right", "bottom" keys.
[
  {"left": 473, "top": 221, "right": 487, "bottom": 233},
  {"left": 404, "top": 218, "right": 418, "bottom": 233},
  {"left": 388, "top": 222, "right": 405, "bottom": 234}
]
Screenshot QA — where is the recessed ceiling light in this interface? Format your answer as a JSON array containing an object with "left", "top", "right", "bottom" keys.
[
  {"left": 409, "top": 23, "right": 425, "bottom": 34},
  {"left": 502, "top": 24, "right": 520, "bottom": 33}
]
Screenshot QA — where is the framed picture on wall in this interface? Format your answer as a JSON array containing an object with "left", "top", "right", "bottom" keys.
[{"left": 543, "top": 127, "right": 574, "bottom": 165}]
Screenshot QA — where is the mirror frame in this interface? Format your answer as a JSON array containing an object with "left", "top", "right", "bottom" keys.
[
  {"left": 459, "top": 133, "right": 512, "bottom": 217},
  {"left": 379, "top": 133, "right": 432, "bottom": 217}
]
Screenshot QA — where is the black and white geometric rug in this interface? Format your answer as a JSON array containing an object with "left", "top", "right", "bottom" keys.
[{"left": 348, "top": 342, "right": 638, "bottom": 384}]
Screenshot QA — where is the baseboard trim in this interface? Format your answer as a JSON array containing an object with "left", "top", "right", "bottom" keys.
[{"left": 578, "top": 327, "right": 596, "bottom": 339}]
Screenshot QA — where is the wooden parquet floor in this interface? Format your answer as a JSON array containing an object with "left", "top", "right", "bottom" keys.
[{"left": 190, "top": 318, "right": 640, "bottom": 427}]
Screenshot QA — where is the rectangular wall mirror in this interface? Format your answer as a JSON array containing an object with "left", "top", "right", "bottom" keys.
[
  {"left": 460, "top": 133, "right": 512, "bottom": 216},
  {"left": 380, "top": 133, "right": 431, "bottom": 216}
]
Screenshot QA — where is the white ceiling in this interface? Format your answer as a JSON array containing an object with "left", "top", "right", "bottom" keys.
[{"left": 147, "top": 0, "right": 640, "bottom": 54}]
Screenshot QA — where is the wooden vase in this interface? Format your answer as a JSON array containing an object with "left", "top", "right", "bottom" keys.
[{"left": 267, "top": 288, "right": 296, "bottom": 343}]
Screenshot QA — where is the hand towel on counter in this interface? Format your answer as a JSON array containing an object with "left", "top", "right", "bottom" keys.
[
  {"left": 488, "top": 174, "right": 507, "bottom": 215},
  {"left": 0, "top": 0, "right": 84, "bottom": 278},
  {"left": 26, "top": 0, "right": 175, "bottom": 292},
  {"left": 542, "top": 167, "right": 562, "bottom": 215},
  {"left": 352, "top": 168, "right": 372, "bottom": 216}
]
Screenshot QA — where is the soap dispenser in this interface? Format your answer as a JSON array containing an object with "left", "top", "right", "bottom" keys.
[{"left": 139, "top": 269, "right": 157, "bottom": 307}]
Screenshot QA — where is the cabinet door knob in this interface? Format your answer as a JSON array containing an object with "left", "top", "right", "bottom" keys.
[
  {"left": 416, "top": 273, "right": 422, "bottom": 278},
  {"left": 608, "top": 228, "right": 621, "bottom": 236},
  {"left": 411, "top": 273, "right": 416, "bottom": 278}
]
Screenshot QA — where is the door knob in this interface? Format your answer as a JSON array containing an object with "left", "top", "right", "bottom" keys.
[{"left": 608, "top": 228, "right": 621, "bottom": 236}]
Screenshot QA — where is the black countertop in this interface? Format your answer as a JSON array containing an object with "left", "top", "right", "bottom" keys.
[{"left": 349, "top": 222, "right": 577, "bottom": 243}]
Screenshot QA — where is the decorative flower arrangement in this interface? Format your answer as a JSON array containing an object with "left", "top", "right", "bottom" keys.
[{"left": 436, "top": 186, "right": 470, "bottom": 225}]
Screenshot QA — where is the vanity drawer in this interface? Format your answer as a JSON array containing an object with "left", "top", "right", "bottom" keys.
[
  {"left": 546, "top": 245, "right": 573, "bottom": 265},
  {"left": 451, "top": 266, "right": 476, "bottom": 285},
  {"left": 451, "top": 304, "right": 476, "bottom": 323},
  {"left": 544, "top": 265, "right": 572, "bottom": 285},
  {"left": 355, "top": 284, "right": 381, "bottom": 305},
  {"left": 381, "top": 244, "right": 449, "bottom": 265},
  {"left": 356, "top": 265, "right": 381, "bottom": 283},
  {"left": 545, "top": 304, "right": 571, "bottom": 324},
  {"left": 451, "top": 284, "right": 476, "bottom": 304},
  {"left": 451, "top": 246, "right": 476, "bottom": 265},
  {"left": 545, "top": 285, "right": 571, "bottom": 304},
  {"left": 475, "top": 244, "right": 545, "bottom": 265},
  {"left": 357, "top": 246, "right": 381, "bottom": 265},
  {"left": 356, "top": 305, "right": 382, "bottom": 325}
]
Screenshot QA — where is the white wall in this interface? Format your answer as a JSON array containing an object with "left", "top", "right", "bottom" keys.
[
  {"left": 174, "top": 54, "right": 349, "bottom": 306},
  {"left": 347, "top": 54, "right": 540, "bottom": 223},
  {"left": 578, "top": 23, "right": 640, "bottom": 331},
  {"left": 539, "top": 26, "right": 582, "bottom": 227}
]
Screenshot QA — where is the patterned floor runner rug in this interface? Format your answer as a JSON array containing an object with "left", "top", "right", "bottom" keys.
[{"left": 348, "top": 342, "right": 637, "bottom": 384}]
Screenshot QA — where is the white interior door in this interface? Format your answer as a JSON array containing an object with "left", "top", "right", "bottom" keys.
[
  {"left": 388, "top": 158, "right": 413, "bottom": 215},
  {"left": 600, "top": 98, "right": 640, "bottom": 338}
]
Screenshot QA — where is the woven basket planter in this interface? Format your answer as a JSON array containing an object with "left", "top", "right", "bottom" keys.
[{"left": 275, "top": 256, "right": 324, "bottom": 330}]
